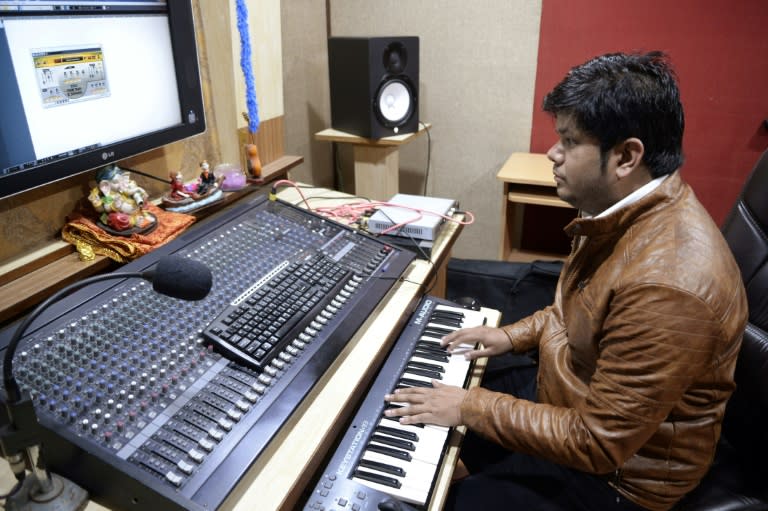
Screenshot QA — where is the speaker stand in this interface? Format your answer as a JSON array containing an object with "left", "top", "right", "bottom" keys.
[
  {"left": 5, "top": 473, "right": 89, "bottom": 511},
  {"left": 315, "top": 123, "right": 430, "bottom": 201}
]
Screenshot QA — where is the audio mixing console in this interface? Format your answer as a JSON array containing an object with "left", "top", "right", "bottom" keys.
[{"left": 0, "top": 194, "right": 415, "bottom": 510}]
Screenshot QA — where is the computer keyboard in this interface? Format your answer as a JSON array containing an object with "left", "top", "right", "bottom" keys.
[{"left": 202, "top": 252, "right": 359, "bottom": 370}]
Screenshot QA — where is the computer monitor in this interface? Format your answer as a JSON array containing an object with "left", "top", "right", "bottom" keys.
[{"left": 0, "top": 0, "right": 206, "bottom": 200}]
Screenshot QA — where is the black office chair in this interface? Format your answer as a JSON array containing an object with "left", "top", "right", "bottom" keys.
[{"left": 674, "top": 149, "right": 768, "bottom": 511}]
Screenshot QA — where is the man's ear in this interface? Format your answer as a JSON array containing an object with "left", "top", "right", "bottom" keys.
[{"left": 615, "top": 137, "right": 645, "bottom": 179}]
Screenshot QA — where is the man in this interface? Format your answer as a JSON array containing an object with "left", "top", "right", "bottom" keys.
[{"left": 384, "top": 52, "right": 748, "bottom": 510}]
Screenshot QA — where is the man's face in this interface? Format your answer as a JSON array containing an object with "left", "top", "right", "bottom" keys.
[{"left": 546, "top": 114, "right": 619, "bottom": 216}]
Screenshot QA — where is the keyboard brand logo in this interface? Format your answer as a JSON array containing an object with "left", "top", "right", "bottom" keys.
[
  {"left": 338, "top": 419, "right": 371, "bottom": 476},
  {"left": 414, "top": 298, "right": 433, "bottom": 326}
]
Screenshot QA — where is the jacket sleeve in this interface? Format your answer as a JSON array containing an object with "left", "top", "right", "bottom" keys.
[
  {"left": 460, "top": 283, "right": 743, "bottom": 474},
  {"left": 499, "top": 304, "right": 558, "bottom": 353}
]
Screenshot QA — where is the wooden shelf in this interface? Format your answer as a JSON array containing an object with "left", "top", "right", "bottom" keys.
[
  {"left": 496, "top": 152, "right": 554, "bottom": 185},
  {"left": 507, "top": 189, "right": 571, "bottom": 208},
  {"left": 0, "top": 155, "right": 303, "bottom": 328},
  {"left": 315, "top": 123, "right": 431, "bottom": 147},
  {"left": 497, "top": 152, "right": 574, "bottom": 261}
]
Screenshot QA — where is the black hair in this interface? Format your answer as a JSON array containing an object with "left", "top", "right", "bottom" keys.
[{"left": 542, "top": 51, "right": 684, "bottom": 177}]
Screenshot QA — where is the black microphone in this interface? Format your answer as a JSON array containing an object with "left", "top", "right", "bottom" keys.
[
  {"left": 142, "top": 254, "right": 213, "bottom": 301},
  {"left": 0, "top": 254, "right": 213, "bottom": 510}
]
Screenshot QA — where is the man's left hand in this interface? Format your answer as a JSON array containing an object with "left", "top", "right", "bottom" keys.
[{"left": 384, "top": 381, "right": 466, "bottom": 427}]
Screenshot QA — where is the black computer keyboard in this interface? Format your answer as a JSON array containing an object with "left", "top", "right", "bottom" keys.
[{"left": 202, "top": 252, "right": 359, "bottom": 370}]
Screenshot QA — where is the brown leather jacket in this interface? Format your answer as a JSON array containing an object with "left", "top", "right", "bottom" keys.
[{"left": 460, "top": 172, "right": 748, "bottom": 510}]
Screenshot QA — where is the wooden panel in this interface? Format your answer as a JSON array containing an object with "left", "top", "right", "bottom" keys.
[
  {"left": 353, "top": 145, "right": 399, "bottom": 201},
  {"left": 238, "top": 116, "right": 286, "bottom": 172}
]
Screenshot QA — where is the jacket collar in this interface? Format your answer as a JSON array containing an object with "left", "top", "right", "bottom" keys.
[{"left": 564, "top": 170, "right": 685, "bottom": 239}]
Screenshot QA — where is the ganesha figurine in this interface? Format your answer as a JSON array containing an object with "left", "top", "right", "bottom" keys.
[{"left": 88, "top": 164, "right": 157, "bottom": 235}]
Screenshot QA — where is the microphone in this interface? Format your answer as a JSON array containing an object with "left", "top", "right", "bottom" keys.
[
  {"left": 142, "top": 254, "right": 213, "bottom": 301},
  {"left": 0, "top": 254, "right": 213, "bottom": 510}
]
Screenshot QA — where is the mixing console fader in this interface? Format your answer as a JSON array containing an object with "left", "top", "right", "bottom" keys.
[{"left": 0, "top": 194, "right": 415, "bottom": 511}]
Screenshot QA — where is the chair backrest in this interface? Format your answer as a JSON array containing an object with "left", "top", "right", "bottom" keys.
[{"left": 719, "top": 148, "right": 768, "bottom": 477}]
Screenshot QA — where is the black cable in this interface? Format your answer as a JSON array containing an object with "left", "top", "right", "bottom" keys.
[
  {"left": 419, "top": 121, "right": 432, "bottom": 196},
  {"left": 119, "top": 166, "right": 171, "bottom": 184},
  {"left": 332, "top": 142, "right": 345, "bottom": 192}
]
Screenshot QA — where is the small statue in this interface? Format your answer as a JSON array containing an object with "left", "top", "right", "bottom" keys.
[
  {"left": 161, "top": 160, "right": 224, "bottom": 212},
  {"left": 196, "top": 160, "right": 217, "bottom": 197},
  {"left": 162, "top": 171, "right": 194, "bottom": 209},
  {"left": 88, "top": 165, "right": 156, "bottom": 234},
  {"left": 245, "top": 143, "right": 262, "bottom": 179},
  {"left": 169, "top": 172, "right": 190, "bottom": 200}
]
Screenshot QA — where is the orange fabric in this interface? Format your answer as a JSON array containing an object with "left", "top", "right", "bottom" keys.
[{"left": 61, "top": 203, "right": 195, "bottom": 263}]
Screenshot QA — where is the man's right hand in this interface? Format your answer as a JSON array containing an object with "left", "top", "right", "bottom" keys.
[{"left": 441, "top": 326, "right": 515, "bottom": 360}]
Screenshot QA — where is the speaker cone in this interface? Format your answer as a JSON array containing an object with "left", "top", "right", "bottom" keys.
[{"left": 375, "top": 79, "right": 413, "bottom": 126}]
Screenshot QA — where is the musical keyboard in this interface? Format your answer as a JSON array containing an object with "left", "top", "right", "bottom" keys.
[{"left": 303, "top": 295, "right": 492, "bottom": 511}]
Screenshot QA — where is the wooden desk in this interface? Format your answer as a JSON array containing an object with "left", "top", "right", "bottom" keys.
[
  {"left": 497, "top": 152, "right": 573, "bottom": 261},
  {"left": 0, "top": 185, "right": 477, "bottom": 511},
  {"left": 315, "top": 124, "right": 430, "bottom": 201}
]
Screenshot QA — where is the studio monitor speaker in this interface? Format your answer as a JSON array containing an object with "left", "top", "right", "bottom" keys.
[{"left": 328, "top": 36, "right": 419, "bottom": 139}]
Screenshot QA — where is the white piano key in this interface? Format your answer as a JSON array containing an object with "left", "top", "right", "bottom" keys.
[{"left": 354, "top": 452, "right": 438, "bottom": 505}]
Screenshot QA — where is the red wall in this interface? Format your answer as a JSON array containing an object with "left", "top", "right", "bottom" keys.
[{"left": 530, "top": 0, "right": 768, "bottom": 225}]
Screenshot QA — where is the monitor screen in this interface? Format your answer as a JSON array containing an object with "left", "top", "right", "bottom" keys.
[{"left": 0, "top": 0, "right": 206, "bottom": 200}]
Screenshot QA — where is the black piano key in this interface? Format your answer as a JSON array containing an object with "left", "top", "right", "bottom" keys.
[
  {"left": 416, "top": 339, "right": 445, "bottom": 350},
  {"left": 353, "top": 469, "right": 402, "bottom": 489},
  {"left": 381, "top": 408, "right": 424, "bottom": 428},
  {"left": 429, "top": 315, "right": 462, "bottom": 328},
  {"left": 367, "top": 443, "right": 412, "bottom": 461},
  {"left": 376, "top": 425, "right": 419, "bottom": 442},
  {"left": 432, "top": 308, "right": 465, "bottom": 320},
  {"left": 358, "top": 458, "right": 406, "bottom": 477},
  {"left": 412, "top": 348, "right": 449, "bottom": 363},
  {"left": 404, "top": 366, "right": 443, "bottom": 380},
  {"left": 398, "top": 377, "right": 433, "bottom": 388},
  {"left": 432, "top": 309, "right": 463, "bottom": 318},
  {"left": 407, "top": 360, "right": 445, "bottom": 373},
  {"left": 430, "top": 312, "right": 464, "bottom": 327},
  {"left": 430, "top": 319, "right": 462, "bottom": 329},
  {"left": 371, "top": 434, "right": 416, "bottom": 451},
  {"left": 423, "top": 326, "right": 454, "bottom": 337}
]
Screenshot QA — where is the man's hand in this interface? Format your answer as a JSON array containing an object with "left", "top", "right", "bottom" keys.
[
  {"left": 441, "top": 325, "right": 514, "bottom": 360},
  {"left": 384, "top": 381, "right": 466, "bottom": 427}
]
